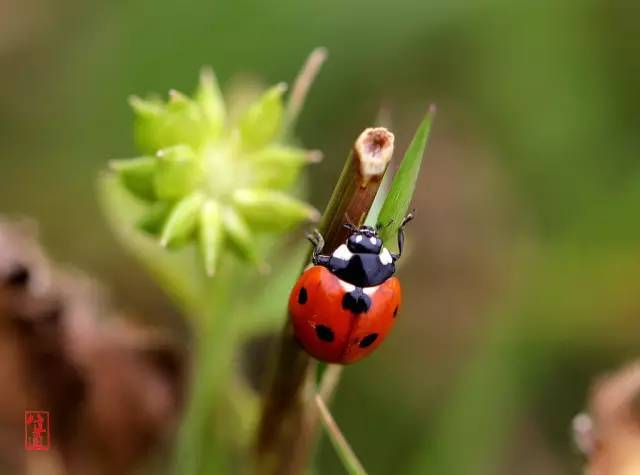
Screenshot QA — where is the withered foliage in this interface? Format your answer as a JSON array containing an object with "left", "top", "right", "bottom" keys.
[{"left": 0, "top": 219, "right": 187, "bottom": 475}]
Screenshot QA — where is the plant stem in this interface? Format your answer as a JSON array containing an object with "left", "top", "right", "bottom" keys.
[
  {"left": 283, "top": 47, "right": 328, "bottom": 138},
  {"left": 315, "top": 395, "right": 368, "bottom": 475},
  {"left": 294, "top": 364, "right": 345, "bottom": 471},
  {"left": 171, "top": 262, "right": 249, "bottom": 475},
  {"left": 253, "top": 127, "right": 394, "bottom": 475}
]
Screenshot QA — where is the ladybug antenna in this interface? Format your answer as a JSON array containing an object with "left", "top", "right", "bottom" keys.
[
  {"left": 342, "top": 213, "right": 358, "bottom": 232},
  {"left": 402, "top": 209, "right": 416, "bottom": 226}
]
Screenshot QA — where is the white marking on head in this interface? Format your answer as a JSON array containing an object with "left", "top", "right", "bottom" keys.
[
  {"left": 370, "top": 237, "right": 377, "bottom": 245},
  {"left": 362, "top": 285, "right": 380, "bottom": 296},
  {"left": 338, "top": 279, "right": 355, "bottom": 293},
  {"left": 355, "top": 235, "right": 363, "bottom": 243},
  {"left": 379, "top": 247, "right": 393, "bottom": 265},
  {"left": 332, "top": 244, "right": 353, "bottom": 261}
]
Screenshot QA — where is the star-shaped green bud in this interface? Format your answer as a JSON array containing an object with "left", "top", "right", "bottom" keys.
[{"left": 110, "top": 67, "right": 320, "bottom": 276}]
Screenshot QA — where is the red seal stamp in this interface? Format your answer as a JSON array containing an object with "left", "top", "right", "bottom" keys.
[{"left": 24, "top": 411, "right": 50, "bottom": 451}]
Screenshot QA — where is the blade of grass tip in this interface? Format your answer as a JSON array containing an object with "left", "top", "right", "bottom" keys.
[
  {"left": 283, "top": 47, "right": 328, "bottom": 137},
  {"left": 377, "top": 105, "right": 436, "bottom": 246},
  {"left": 364, "top": 162, "right": 393, "bottom": 227},
  {"left": 315, "top": 395, "right": 368, "bottom": 475}
]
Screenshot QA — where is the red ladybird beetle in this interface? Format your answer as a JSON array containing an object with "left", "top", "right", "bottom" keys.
[{"left": 289, "top": 212, "right": 414, "bottom": 364}]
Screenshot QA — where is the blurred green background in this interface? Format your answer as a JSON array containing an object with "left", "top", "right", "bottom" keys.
[{"left": 2, "top": 0, "right": 639, "bottom": 473}]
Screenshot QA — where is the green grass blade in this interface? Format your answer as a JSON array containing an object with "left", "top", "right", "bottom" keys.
[
  {"left": 315, "top": 395, "right": 368, "bottom": 475},
  {"left": 364, "top": 161, "right": 393, "bottom": 227},
  {"left": 377, "top": 106, "right": 436, "bottom": 246}
]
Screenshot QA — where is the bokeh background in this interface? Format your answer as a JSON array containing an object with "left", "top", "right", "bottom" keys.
[{"left": 2, "top": 0, "right": 639, "bottom": 474}]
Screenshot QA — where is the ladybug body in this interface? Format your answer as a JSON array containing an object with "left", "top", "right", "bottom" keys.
[{"left": 289, "top": 213, "right": 413, "bottom": 364}]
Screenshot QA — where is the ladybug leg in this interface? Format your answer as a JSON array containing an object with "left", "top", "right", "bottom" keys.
[
  {"left": 391, "top": 210, "right": 415, "bottom": 261},
  {"left": 375, "top": 219, "right": 392, "bottom": 232},
  {"left": 307, "top": 229, "right": 331, "bottom": 266},
  {"left": 307, "top": 229, "right": 323, "bottom": 250}
]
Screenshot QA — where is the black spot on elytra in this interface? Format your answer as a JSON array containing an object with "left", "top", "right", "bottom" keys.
[
  {"left": 341, "top": 287, "right": 371, "bottom": 314},
  {"left": 315, "top": 324, "right": 334, "bottom": 342},
  {"left": 298, "top": 287, "right": 308, "bottom": 304},
  {"left": 393, "top": 305, "right": 399, "bottom": 318},
  {"left": 359, "top": 333, "right": 378, "bottom": 348}
]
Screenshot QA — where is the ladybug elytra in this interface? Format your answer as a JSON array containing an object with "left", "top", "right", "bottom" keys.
[{"left": 289, "top": 212, "right": 414, "bottom": 364}]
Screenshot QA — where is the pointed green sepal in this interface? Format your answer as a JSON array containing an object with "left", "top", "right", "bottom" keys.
[
  {"left": 160, "top": 192, "right": 205, "bottom": 248},
  {"left": 129, "top": 95, "right": 163, "bottom": 118},
  {"left": 109, "top": 156, "right": 157, "bottom": 201},
  {"left": 195, "top": 67, "right": 225, "bottom": 142},
  {"left": 232, "top": 188, "right": 320, "bottom": 231},
  {"left": 131, "top": 90, "right": 211, "bottom": 155},
  {"left": 239, "top": 83, "right": 286, "bottom": 149},
  {"left": 221, "top": 206, "right": 260, "bottom": 264},
  {"left": 153, "top": 145, "right": 200, "bottom": 200},
  {"left": 199, "top": 200, "right": 224, "bottom": 276},
  {"left": 137, "top": 200, "right": 173, "bottom": 235},
  {"left": 248, "top": 146, "right": 320, "bottom": 189}
]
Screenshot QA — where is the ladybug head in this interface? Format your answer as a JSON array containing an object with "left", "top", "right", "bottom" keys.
[{"left": 344, "top": 224, "right": 382, "bottom": 254}]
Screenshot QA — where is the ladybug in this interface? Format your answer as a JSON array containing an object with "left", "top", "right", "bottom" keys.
[{"left": 289, "top": 212, "right": 414, "bottom": 364}]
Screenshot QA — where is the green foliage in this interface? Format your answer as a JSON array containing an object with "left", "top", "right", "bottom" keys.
[
  {"left": 199, "top": 200, "right": 223, "bottom": 276},
  {"left": 160, "top": 191, "right": 205, "bottom": 248},
  {"left": 239, "top": 83, "right": 287, "bottom": 149},
  {"left": 377, "top": 106, "right": 435, "bottom": 246},
  {"left": 99, "top": 57, "right": 326, "bottom": 475},
  {"left": 153, "top": 145, "right": 198, "bottom": 200}
]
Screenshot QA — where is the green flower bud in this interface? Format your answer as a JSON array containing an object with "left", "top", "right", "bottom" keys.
[
  {"left": 110, "top": 156, "right": 157, "bottom": 201},
  {"left": 153, "top": 145, "right": 201, "bottom": 200},
  {"left": 232, "top": 189, "right": 320, "bottom": 231},
  {"left": 239, "top": 83, "right": 286, "bottom": 150},
  {"left": 199, "top": 200, "right": 223, "bottom": 276},
  {"left": 221, "top": 206, "right": 259, "bottom": 264},
  {"left": 160, "top": 192, "right": 205, "bottom": 248},
  {"left": 110, "top": 58, "right": 322, "bottom": 274}
]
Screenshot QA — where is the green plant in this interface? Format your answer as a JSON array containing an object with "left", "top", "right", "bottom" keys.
[
  {"left": 99, "top": 48, "right": 434, "bottom": 475},
  {"left": 109, "top": 67, "right": 320, "bottom": 275}
]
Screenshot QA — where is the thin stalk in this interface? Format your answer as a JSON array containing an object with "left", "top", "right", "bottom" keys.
[
  {"left": 293, "top": 364, "right": 345, "bottom": 471},
  {"left": 321, "top": 127, "right": 396, "bottom": 250},
  {"left": 315, "top": 395, "right": 368, "bottom": 475},
  {"left": 253, "top": 127, "right": 395, "bottom": 475},
  {"left": 171, "top": 270, "right": 232, "bottom": 475},
  {"left": 318, "top": 364, "right": 344, "bottom": 401},
  {"left": 283, "top": 47, "right": 328, "bottom": 137}
]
